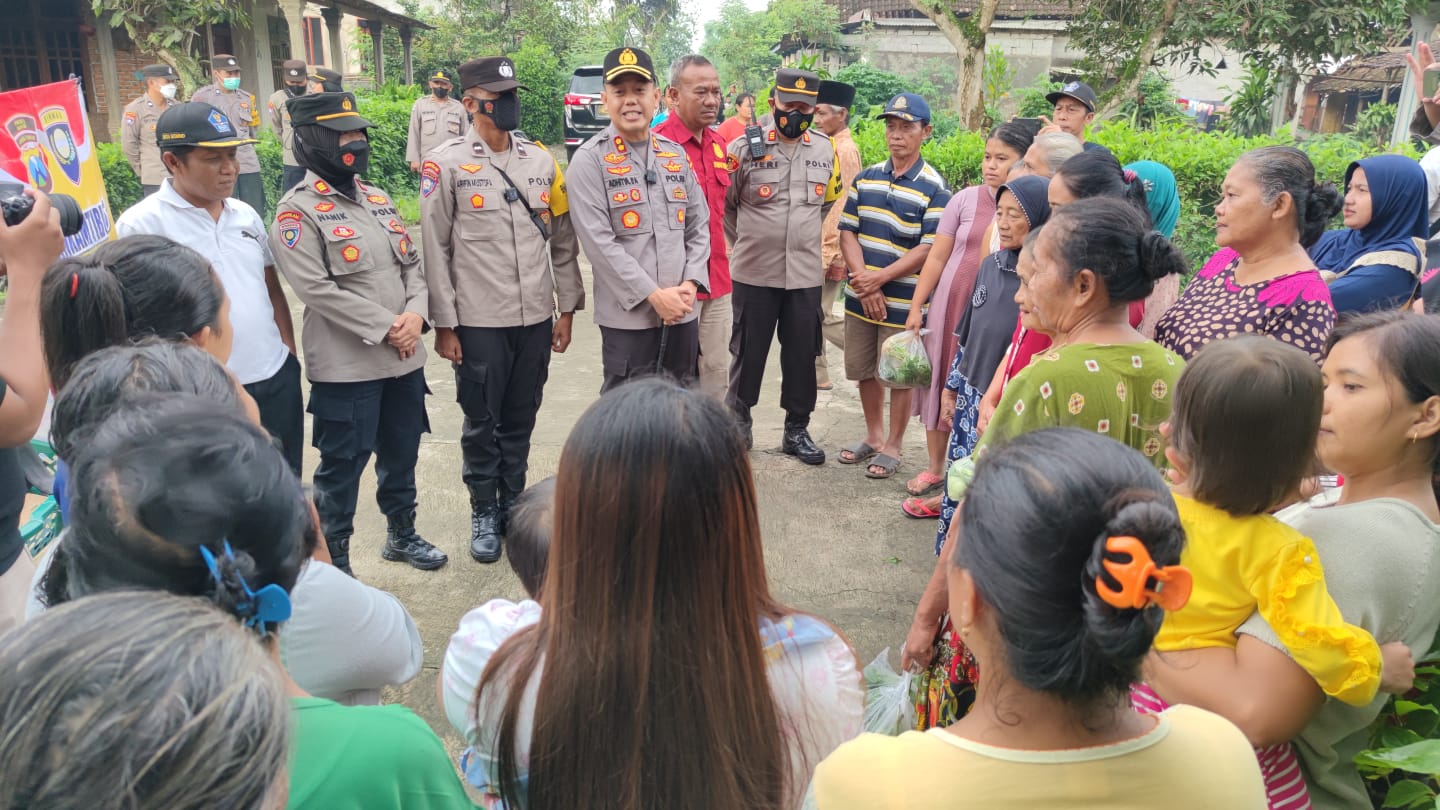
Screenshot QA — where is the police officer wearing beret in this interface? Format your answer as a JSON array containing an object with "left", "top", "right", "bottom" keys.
[
  {"left": 724, "top": 68, "right": 844, "bottom": 463},
  {"left": 567, "top": 46, "right": 710, "bottom": 391},
  {"left": 268, "top": 59, "right": 310, "bottom": 193},
  {"left": 407, "top": 69, "right": 468, "bottom": 173},
  {"left": 269, "top": 91, "right": 447, "bottom": 574},
  {"left": 121, "top": 63, "right": 179, "bottom": 197},
  {"left": 420, "top": 56, "right": 584, "bottom": 564},
  {"left": 192, "top": 54, "right": 265, "bottom": 215}
]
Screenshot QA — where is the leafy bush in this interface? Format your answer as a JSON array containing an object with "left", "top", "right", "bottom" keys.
[
  {"left": 1114, "top": 72, "right": 1187, "bottom": 130},
  {"left": 1352, "top": 102, "right": 1398, "bottom": 148},
  {"left": 1016, "top": 76, "right": 1063, "bottom": 118},
  {"left": 97, "top": 141, "right": 141, "bottom": 219},
  {"left": 1225, "top": 62, "right": 1278, "bottom": 138},
  {"left": 1356, "top": 649, "right": 1440, "bottom": 808},
  {"left": 835, "top": 64, "right": 915, "bottom": 111}
]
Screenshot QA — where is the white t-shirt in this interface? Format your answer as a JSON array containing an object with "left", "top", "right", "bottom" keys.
[
  {"left": 115, "top": 180, "right": 289, "bottom": 384},
  {"left": 442, "top": 605, "right": 864, "bottom": 809}
]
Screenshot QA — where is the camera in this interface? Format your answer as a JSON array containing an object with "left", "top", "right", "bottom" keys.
[{"left": 0, "top": 183, "right": 83, "bottom": 236}]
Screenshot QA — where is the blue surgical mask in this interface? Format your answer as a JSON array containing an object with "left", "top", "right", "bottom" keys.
[{"left": 222, "top": 77, "right": 241, "bottom": 91}]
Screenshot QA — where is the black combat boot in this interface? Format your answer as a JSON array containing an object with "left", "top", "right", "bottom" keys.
[
  {"left": 381, "top": 510, "right": 449, "bottom": 570},
  {"left": 781, "top": 414, "right": 825, "bottom": 465},
  {"left": 327, "top": 537, "right": 354, "bottom": 577},
  {"left": 468, "top": 482, "right": 503, "bottom": 564}
]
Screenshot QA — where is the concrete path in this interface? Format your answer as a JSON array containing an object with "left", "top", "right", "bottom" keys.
[{"left": 288, "top": 260, "right": 937, "bottom": 754}]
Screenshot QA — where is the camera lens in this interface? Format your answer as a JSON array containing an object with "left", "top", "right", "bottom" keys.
[
  {"left": 0, "top": 184, "right": 84, "bottom": 237},
  {"left": 49, "top": 194, "right": 83, "bottom": 237}
]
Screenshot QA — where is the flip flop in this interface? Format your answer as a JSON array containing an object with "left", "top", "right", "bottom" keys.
[
  {"left": 902, "top": 496, "right": 941, "bottom": 519},
  {"left": 905, "top": 471, "right": 945, "bottom": 496},
  {"left": 838, "top": 441, "right": 878, "bottom": 465},
  {"left": 866, "top": 453, "right": 902, "bottom": 479}
]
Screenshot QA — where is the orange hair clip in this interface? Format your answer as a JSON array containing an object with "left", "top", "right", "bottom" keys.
[{"left": 1095, "top": 536, "right": 1192, "bottom": 612}]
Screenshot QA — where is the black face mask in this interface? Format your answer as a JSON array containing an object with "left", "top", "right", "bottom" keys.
[
  {"left": 296, "top": 129, "right": 369, "bottom": 190},
  {"left": 477, "top": 92, "right": 520, "bottom": 132},
  {"left": 284, "top": 84, "right": 306, "bottom": 98},
  {"left": 775, "top": 109, "right": 814, "bottom": 140},
  {"left": 433, "top": 87, "right": 450, "bottom": 99}
]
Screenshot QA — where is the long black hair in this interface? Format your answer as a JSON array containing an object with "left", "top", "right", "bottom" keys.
[
  {"left": 1039, "top": 197, "right": 1187, "bottom": 304},
  {"left": 1053, "top": 148, "right": 1151, "bottom": 224},
  {"left": 40, "top": 235, "right": 225, "bottom": 390}
]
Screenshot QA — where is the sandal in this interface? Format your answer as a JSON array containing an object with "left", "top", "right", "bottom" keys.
[
  {"left": 838, "top": 441, "right": 879, "bottom": 465},
  {"left": 866, "top": 453, "right": 902, "bottom": 480},
  {"left": 906, "top": 471, "right": 945, "bottom": 496},
  {"left": 902, "top": 496, "right": 942, "bottom": 519}
]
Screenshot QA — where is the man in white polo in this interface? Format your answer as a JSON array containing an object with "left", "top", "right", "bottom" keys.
[{"left": 115, "top": 101, "right": 302, "bottom": 475}]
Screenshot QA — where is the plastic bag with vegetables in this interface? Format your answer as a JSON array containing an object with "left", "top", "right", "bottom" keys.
[{"left": 877, "top": 329, "right": 932, "bottom": 388}]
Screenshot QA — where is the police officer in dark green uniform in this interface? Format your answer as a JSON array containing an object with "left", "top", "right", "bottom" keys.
[{"left": 268, "top": 91, "right": 447, "bottom": 574}]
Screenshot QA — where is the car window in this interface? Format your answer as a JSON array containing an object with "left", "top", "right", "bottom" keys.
[{"left": 570, "top": 71, "right": 603, "bottom": 96}]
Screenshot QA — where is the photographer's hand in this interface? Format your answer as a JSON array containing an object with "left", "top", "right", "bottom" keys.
[{"left": 0, "top": 187, "right": 64, "bottom": 446}]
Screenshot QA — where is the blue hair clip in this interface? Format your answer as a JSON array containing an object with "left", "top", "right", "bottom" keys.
[{"left": 198, "top": 541, "right": 293, "bottom": 633}]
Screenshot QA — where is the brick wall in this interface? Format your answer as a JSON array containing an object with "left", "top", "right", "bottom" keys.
[{"left": 85, "top": 28, "right": 161, "bottom": 139}]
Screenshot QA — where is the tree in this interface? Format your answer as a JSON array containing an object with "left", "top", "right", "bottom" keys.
[
  {"left": 91, "top": 0, "right": 238, "bottom": 91},
  {"left": 702, "top": 0, "right": 842, "bottom": 95},
  {"left": 1067, "top": 0, "right": 1423, "bottom": 118},
  {"left": 909, "top": 0, "right": 1000, "bottom": 128}
]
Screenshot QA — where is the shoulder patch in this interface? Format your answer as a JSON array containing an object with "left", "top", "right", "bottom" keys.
[
  {"left": 276, "top": 210, "right": 303, "bottom": 249},
  {"left": 124, "top": 111, "right": 137, "bottom": 125},
  {"left": 726, "top": 154, "right": 739, "bottom": 173},
  {"left": 420, "top": 160, "right": 442, "bottom": 198}
]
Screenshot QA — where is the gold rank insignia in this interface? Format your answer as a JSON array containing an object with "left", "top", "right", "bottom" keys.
[
  {"left": 314, "top": 202, "right": 335, "bottom": 212},
  {"left": 663, "top": 160, "right": 683, "bottom": 172},
  {"left": 458, "top": 164, "right": 483, "bottom": 174},
  {"left": 603, "top": 152, "right": 626, "bottom": 164},
  {"left": 713, "top": 143, "right": 724, "bottom": 159},
  {"left": 657, "top": 151, "right": 679, "bottom": 158},
  {"left": 607, "top": 165, "right": 632, "bottom": 176},
  {"left": 367, "top": 194, "right": 389, "bottom": 205},
  {"left": 621, "top": 210, "right": 641, "bottom": 228},
  {"left": 470, "top": 194, "right": 485, "bottom": 209},
  {"left": 341, "top": 245, "right": 360, "bottom": 262},
  {"left": 314, "top": 179, "right": 332, "bottom": 194}
]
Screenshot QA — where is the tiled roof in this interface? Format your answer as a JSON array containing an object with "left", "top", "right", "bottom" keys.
[{"left": 834, "top": 0, "right": 1074, "bottom": 21}]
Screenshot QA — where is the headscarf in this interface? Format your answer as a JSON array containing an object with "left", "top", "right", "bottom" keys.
[
  {"left": 293, "top": 123, "right": 363, "bottom": 199},
  {"left": 1126, "top": 160, "right": 1180, "bottom": 237},
  {"left": 996, "top": 174, "right": 1052, "bottom": 256},
  {"left": 1309, "top": 154, "right": 1428, "bottom": 276}
]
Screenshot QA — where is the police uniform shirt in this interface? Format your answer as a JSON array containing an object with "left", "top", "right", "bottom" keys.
[
  {"left": 406, "top": 95, "right": 468, "bottom": 163},
  {"left": 419, "top": 133, "right": 584, "bottom": 330},
  {"left": 566, "top": 126, "right": 711, "bottom": 330},
  {"left": 120, "top": 95, "right": 175, "bottom": 185},
  {"left": 269, "top": 173, "right": 429, "bottom": 383},
  {"left": 725, "top": 126, "right": 843, "bottom": 290},
  {"left": 267, "top": 88, "right": 300, "bottom": 167},
  {"left": 192, "top": 83, "right": 262, "bottom": 173}
]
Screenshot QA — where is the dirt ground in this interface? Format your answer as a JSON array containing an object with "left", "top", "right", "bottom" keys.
[{"left": 293, "top": 258, "right": 939, "bottom": 755}]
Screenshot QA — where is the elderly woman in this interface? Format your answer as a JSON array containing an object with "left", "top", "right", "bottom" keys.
[
  {"left": 1309, "top": 154, "right": 1427, "bottom": 314},
  {"left": 1155, "top": 146, "right": 1341, "bottom": 362},
  {"left": 809, "top": 430, "right": 1266, "bottom": 808},
  {"left": 1022, "top": 131, "right": 1083, "bottom": 179},
  {"left": 1145, "top": 311, "right": 1440, "bottom": 810},
  {"left": 901, "top": 197, "right": 1188, "bottom": 727}
]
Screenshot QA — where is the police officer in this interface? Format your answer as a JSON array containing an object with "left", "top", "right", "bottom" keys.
[
  {"left": 268, "top": 59, "right": 309, "bottom": 193},
  {"left": 309, "top": 67, "right": 344, "bottom": 94},
  {"left": 407, "top": 69, "right": 467, "bottom": 173},
  {"left": 121, "top": 63, "right": 178, "bottom": 197},
  {"left": 420, "top": 56, "right": 584, "bottom": 564},
  {"left": 724, "top": 68, "right": 843, "bottom": 463},
  {"left": 269, "top": 91, "right": 447, "bottom": 575},
  {"left": 567, "top": 46, "right": 710, "bottom": 392},
  {"left": 192, "top": 54, "right": 265, "bottom": 215}
]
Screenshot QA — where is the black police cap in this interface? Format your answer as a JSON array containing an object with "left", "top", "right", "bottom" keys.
[
  {"left": 286, "top": 91, "right": 375, "bottom": 131},
  {"left": 603, "top": 47, "right": 655, "bottom": 85},
  {"left": 155, "top": 102, "right": 258, "bottom": 148},
  {"left": 459, "top": 57, "right": 528, "bottom": 93}
]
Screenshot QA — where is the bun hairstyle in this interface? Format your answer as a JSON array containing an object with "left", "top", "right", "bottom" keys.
[
  {"left": 50, "top": 339, "right": 242, "bottom": 462},
  {"left": 0, "top": 591, "right": 290, "bottom": 810},
  {"left": 990, "top": 120, "right": 1038, "bottom": 158},
  {"left": 43, "top": 397, "right": 309, "bottom": 633},
  {"left": 1237, "top": 146, "right": 1342, "bottom": 248},
  {"left": 1053, "top": 149, "right": 1152, "bottom": 224},
  {"left": 1326, "top": 311, "right": 1440, "bottom": 502},
  {"left": 956, "top": 428, "right": 1185, "bottom": 708},
  {"left": 41, "top": 234, "right": 225, "bottom": 390},
  {"left": 1040, "top": 197, "right": 1186, "bottom": 303}
]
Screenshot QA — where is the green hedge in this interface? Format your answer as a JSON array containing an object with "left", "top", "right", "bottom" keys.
[
  {"left": 100, "top": 90, "right": 422, "bottom": 226},
  {"left": 849, "top": 117, "right": 1422, "bottom": 277}
]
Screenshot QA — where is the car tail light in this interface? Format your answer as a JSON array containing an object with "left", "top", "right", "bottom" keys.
[{"left": 564, "top": 94, "right": 593, "bottom": 106}]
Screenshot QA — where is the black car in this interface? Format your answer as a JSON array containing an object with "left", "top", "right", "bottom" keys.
[{"left": 563, "top": 66, "right": 608, "bottom": 159}]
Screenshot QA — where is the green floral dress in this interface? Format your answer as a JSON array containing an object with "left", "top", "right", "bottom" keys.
[
  {"left": 918, "top": 341, "right": 1185, "bottom": 731},
  {"left": 947, "top": 341, "right": 1185, "bottom": 501}
]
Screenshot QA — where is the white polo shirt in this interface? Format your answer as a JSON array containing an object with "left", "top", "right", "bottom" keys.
[{"left": 115, "top": 179, "right": 290, "bottom": 384}]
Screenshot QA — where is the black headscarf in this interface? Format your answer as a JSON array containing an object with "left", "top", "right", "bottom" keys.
[{"left": 292, "top": 123, "right": 362, "bottom": 198}]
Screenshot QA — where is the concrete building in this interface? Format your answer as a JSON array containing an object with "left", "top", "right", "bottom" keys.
[{"left": 1, "top": 0, "right": 429, "bottom": 139}]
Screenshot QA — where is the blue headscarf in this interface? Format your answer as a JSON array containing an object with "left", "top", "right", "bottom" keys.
[
  {"left": 1309, "top": 154, "right": 1428, "bottom": 275},
  {"left": 1126, "top": 160, "right": 1180, "bottom": 237}
]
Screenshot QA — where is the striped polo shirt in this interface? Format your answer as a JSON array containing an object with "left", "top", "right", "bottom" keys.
[{"left": 839, "top": 157, "right": 950, "bottom": 325}]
